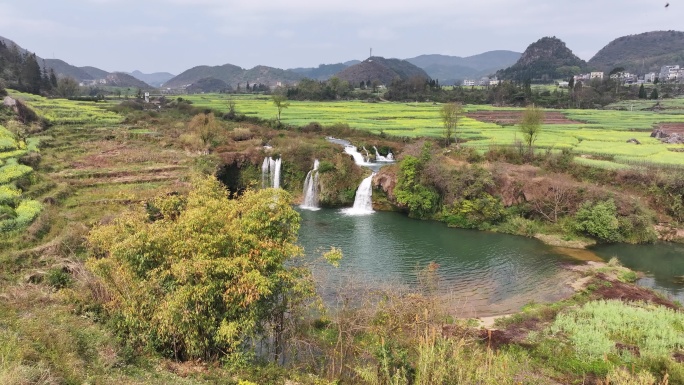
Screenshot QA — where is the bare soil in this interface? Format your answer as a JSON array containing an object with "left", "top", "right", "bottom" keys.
[{"left": 656, "top": 123, "right": 684, "bottom": 134}]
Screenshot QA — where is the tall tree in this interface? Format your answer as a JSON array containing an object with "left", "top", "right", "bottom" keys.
[
  {"left": 272, "top": 93, "right": 290, "bottom": 126},
  {"left": 440, "top": 102, "right": 463, "bottom": 147},
  {"left": 55, "top": 77, "right": 80, "bottom": 98},
  {"left": 519, "top": 104, "right": 545, "bottom": 151}
]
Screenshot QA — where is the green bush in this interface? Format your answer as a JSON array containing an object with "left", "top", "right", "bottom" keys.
[
  {"left": 573, "top": 199, "right": 621, "bottom": 243},
  {"left": 395, "top": 154, "right": 440, "bottom": 218},
  {"left": 440, "top": 193, "right": 507, "bottom": 229},
  {"left": 88, "top": 177, "right": 308, "bottom": 361}
]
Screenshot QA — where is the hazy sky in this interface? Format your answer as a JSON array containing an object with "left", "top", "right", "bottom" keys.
[{"left": 1, "top": 0, "right": 681, "bottom": 74}]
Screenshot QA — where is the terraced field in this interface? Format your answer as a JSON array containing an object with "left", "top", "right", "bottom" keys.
[
  {"left": 4, "top": 92, "right": 193, "bottom": 238},
  {"left": 184, "top": 94, "right": 684, "bottom": 169}
]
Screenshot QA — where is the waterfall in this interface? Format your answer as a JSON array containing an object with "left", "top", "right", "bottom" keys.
[
  {"left": 261, "top": 157, "right": 270, "bottom": 188},
  {"left": 373, "top": 146, "right": 387, "bottom": 162},
  {"left": 344, "top": 145, "right": 369, "bottom": 166},
  {"left": 342, "top": 173, "right": 375, "bottom": 215},
  {"left": 261, "top": 156, "right": 282, "bottom": 188},
  {"left": 301, "top": 160, "right": 320, "bottom": 210},
  {"left": 374, "top": 146, "right": 395, "bottom": 162},
  {"left": 273, "top": 158, "right": 282, "bottom": 189}
]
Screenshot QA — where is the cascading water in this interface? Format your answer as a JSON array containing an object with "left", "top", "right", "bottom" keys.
[
  {"left": 344, "top": 145, "right": 370, "bottom": 166},
  {"left": 301, "top": 160, "right": 320, "bottom": 210},
  {"left": 261, "top": 157, "right": 270, "bottom": 188},
  {"left": 373, "top": 146, "right": 395, "bottom": 162},
  {"left": 342, "top": 173, "right": 375, "bottom": 215},
  {"left": 261, "top": 156, "right": 282, "bottom": 188},
  {"left": 273, "top": 158, "right": 282, "bottom": 189}
]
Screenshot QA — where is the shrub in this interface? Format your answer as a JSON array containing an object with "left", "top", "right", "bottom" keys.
[
  {"left": 573, "top": 199, "right": 621, "bottom": 243},
  {"left": 87, "top": 177, "right": 309, "bottom": 361},
  {"left": 395, "top": 155, "right": 439, "bottom": 218},
  {"left": 440, "top": 193, "right": 507, "bottom": 229}
]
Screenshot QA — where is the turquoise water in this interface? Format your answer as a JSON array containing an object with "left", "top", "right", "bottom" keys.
[
  {"left": 592, "top": 242, "right": 684, "bottom": 304},
  {"left": 297, "top": 209, "right": 581, "bottom": 317},
  {"left": 298, "top": 209, "right": 684, "bottom": 315}
]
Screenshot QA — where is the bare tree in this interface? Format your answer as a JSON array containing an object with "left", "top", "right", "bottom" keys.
[
  {"left": 532, "top": 182, "right": 572, "bottom": 223},
  {"left": 440, "top": 102, "right": 463, "bottom": 147}
]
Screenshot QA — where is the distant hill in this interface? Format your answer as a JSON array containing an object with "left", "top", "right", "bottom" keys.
[
  {"left": 497, "top": 37, "right": 586, "bottom": 82},
  {"left": 80, "top": 66, "right": 110, "bottom": 79},
  {"left": 588, "top": 31, "right": 684, "bottom": 74},
  {"left": 42, "top": 59, "right": 94, "bottom": 80},
  {"left": 186, "top": 77, "right": 230, "bottom": 93},
  {"left": 103, "top": 73, "right": 152, "bottom": 88},
  {"left": 335, "top": 56, "right": 429, "bottom": 86},
  {"left": 406, "top": 51, "right": 521, "bottom": 84},
  {"left": 129, "top": 70, "right": 175, "bottom": 87},
  {"left": 289, "top": 63, "right": 350, "bottom": 80},
  {"left": 163, "top": 63, "right": 302, "bottom": 89}
]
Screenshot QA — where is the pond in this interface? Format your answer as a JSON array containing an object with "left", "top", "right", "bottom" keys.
[
  {"left": 298, "top": 209, "right": 581, "bottom": 317},
  {"left": 297, "top": 209, "right": 684, "bottom": 316}
]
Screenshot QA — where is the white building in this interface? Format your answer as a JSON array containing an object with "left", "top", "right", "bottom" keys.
[
  {"left": 659, "top": 65, "right": 680, "bottom": 81},
  {"left": 462, "top": 79, "right": 476, "bottom": 86},
  {"left": 644, "top": 72, "right": 657, "bottom": 82},
  {"left": 590, "top": 72, "right": 604, "bottom": 80}
]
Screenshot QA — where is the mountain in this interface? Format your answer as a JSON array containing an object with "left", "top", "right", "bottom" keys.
[
  {"left": 186, "top": 77, "right": 230, "bottom": 93},
  {"left": 42, "top": 59, "right": 94, "bottom": 80},
  {"left": 588, "top": 30, "right": 684, "bottom": 74},
  {"left": 497, "top": 37, "right": 586, "bottom": 82},
  {"left": 289, "top": 63, "right": 350, "bottom": 80},
  {"left": 163, "top": 63, "right": 303, "bottom": 89},
  {"left": 103, "top": 72, "right": 152, "bottom": 88},
  {"left": 80, "top": 66, "right": 110, "bottom": 79},
  {"left": 129, "top": 70, "right": 175, "bottom": 88},
  {"left": 335, "top": 56, "right": 429, "bottom": 86},
  {"left": 406, "top": 51, "right": 521, "bottom": 83}
]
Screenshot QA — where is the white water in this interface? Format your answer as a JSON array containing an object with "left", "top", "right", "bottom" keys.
[
  {"left": 262, "top": 156, "right": 282, "bottom": 188},
  {"left": 301, "top": 159, "right": 320, "bottom": 211},
  {"left": 344, "top": 145, "right": 372, "bottom": 166},
  {"left": 273, "top": 158, "right": 281, "bottom": 188},
  {"left": 342, "top": 173, "right": 375, "bottom": 216},
  {"left": 261, "top": 157, "right": 270, "bottom": 188},
  {"left": 373, "top": 146, "right": 395, "bottom": 162}
]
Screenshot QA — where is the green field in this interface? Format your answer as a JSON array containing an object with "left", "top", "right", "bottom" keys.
[
  {"left": 11, "top": 91, "right": 123, "bottom": 126},
  {"left": 184, "top": 94, "right": 684, "bottom": 168}
]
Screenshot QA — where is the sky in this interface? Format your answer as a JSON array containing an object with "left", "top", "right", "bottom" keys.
[{"left": 0, "top": 0, "right": 682, "bottom": 75}]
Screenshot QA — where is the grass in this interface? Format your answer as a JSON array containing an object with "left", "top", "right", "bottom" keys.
[
  {"left": 9, "top": 91, "right": 123, "bottom": 126},
  {"left": 183, "top": 94, "right": 684, "bottom": 169}
]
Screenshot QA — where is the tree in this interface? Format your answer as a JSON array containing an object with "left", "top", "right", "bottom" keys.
[
  {"left": 272, "top": 93, "right": 290, "bottom": 126},
  {"left": 188, "top": 112, "right": 219, "bottom": 150},
  {"left": 439, "top": 102, "right": 463, "bottom": 147},
  {"left": 638, "top": 84, "right": 647, "bottom": 99},
  {"left": 88, "top": 176, "right": 308, "bottom": 361},
  {"left": 55, "top": 76, "right": 80, "bottom": 98},
  {"left": 650, "top": 88, "right": 659, "bottom": 100},
  {"left": 519, "top": 104, "right": 545, "bottom": 151}
]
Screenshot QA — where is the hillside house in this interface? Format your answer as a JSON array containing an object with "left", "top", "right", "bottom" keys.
[
  {"left": 645, "top": 72, "right": 657, "bottom": 82},
  {"left": 557, "top": 81, "right": 569, "bottom": 88},
  {"left": 659, "top": 65, "right": 680, "bottom": 81},
  {"left": 462, "top": 79, "right": 476, "bottom": 86},
  {"left": 590, "top": 72, "right": 604, "bottom": 80}
]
